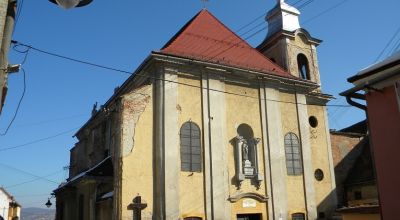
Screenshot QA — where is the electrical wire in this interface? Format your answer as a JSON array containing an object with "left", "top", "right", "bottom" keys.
[
  {"left": 4, "top": 169, "right": 64, "bottom": 189},
  {"left": 303, "top": 0, "right": 351, "bottom": 25},
  {"left": 0, "top": 68, "right": 26, "bottom": 136},
  {"left": 387, "top": 35, "right": 400, "bottom": 56},
  {"left": 13, "top": 0, "right": 24, "bottom": 35},
  {"left": 375, "top": 26, "right": 400, "bottom": 62},
  {"left": 0, "top": 113, "right": 88, "bottom": 130},
  {"left": 0, "top": 162, "right": 59, "bottom": 184},
  {"left": 11, "top": 40, "right": 132, "bottom": 75},
  {"left": 0, "top": 126, "right": 79, "bottom": 152},
  {"left": 10, "top": 40, "right": 351, "bottom": 109}
]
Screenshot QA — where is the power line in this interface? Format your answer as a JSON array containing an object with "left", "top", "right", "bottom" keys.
[
  {"left": 0, "top": 126, "right": 79, "bottom": 152},
  {"left": 388, "top": 35, "right": 400, "bottom": 56},
  {"left": 4, "top": 169, "right": 64, "bottom": 189},
  {"left": 11, "top": 40, "right": 133, "bottom": 75},
  {"left": 0, "top": 163, "right": 59, "bottom": 184},
  {"left": 303, "top": 0, "right": 351, "bottom": 25},
  {"left": 11, "top": 40, "right": 351, "bottom": 109},
  {"left": 0, "top": 113, "right": 88, "bottom": 130},
  {"left": 0, "top": 68, "right": 27, "bottom": 136},
  {"left": 375, "top": 26, "right": 400, "bottom": 62}
]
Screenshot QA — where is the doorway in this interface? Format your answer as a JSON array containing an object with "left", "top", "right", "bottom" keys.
[{"left": 237, "top": 213, "right": 262, "bottom": 220}]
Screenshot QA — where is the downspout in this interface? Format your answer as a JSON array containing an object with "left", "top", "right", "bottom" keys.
[{"left": 206, "top": 71, "right": 215, "bottom": 219}]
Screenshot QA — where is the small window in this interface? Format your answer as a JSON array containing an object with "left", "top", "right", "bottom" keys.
[
  {"left": 184, "top": 217, "right": 202, "bottom": 220},
  {"left": 314, "top": 169, "right": 324, "bottom": 181},
  {"left": 284, "top": 133, "right": 303, "bottom": 175},
  {"left": 180, "top": 122, "right": 202, "bottom": 172},
  {"left": 309, "top": 116, "right": 318, "bottom": 128},
  {"left": 292, "top": 213, "right": 305, "bottom": 220},
  {"left": 297, "top": 53, "right": 310, "bottom": 80}
]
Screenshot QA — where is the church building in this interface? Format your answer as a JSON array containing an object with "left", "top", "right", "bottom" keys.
[{"left": 54, "top": 1, "right": 337, "bottom": 219}]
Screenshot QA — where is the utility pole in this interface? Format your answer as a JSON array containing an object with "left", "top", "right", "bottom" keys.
[{"left": 0, "top": 0, "right": 17, "bottom": 114}]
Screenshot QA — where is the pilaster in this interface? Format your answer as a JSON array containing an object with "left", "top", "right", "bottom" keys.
[
  {"left": 164, "top": 69, "right": 180, "bottom": 219},
  {"left": 264, "top": 86, "right": 288, "bottom": 220},
  {"left": 295, "top": 93, "right": 317, "bottom": 220}
]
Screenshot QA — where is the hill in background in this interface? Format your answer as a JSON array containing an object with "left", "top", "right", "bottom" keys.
[{"left": 21, "top": 207, "right": 55, "bottom": 220}]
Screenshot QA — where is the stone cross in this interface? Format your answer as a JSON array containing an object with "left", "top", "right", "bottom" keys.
[{"left": 130, "top": 195, "right": 147, "bottom": 220}]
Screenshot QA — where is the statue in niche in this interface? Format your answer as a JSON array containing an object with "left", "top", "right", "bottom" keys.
[
  {"left": 242, "top": 139, "right": 249, "bottom": 161},
  {"left": 234, "top": 124, "right": 263, "bottom": 188}
]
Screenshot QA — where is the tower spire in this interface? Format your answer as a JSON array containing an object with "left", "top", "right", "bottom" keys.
[{"left": 265, "top": 0, "right": 300, "bottom": 38}]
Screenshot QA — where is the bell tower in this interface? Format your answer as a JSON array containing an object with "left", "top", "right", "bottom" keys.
[{"left": 258, "top": 0, "right": 322, "bottom": 84}]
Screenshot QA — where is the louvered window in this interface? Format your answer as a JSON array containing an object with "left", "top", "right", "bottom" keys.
[
  {"left": 180, "top": 122, "right": 202, "bottom": 172},
  {"left": 284, "top": 133, "right": 303, "bottom": 175}
]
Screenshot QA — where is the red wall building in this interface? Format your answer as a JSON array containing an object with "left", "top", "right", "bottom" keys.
[{"left": 341, "top": 52, "right": 400, "bottom": 220}]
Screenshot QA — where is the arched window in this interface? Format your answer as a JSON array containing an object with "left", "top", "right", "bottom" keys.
[
  {"left": 180, "top": 121, "right": 201, "bottom": 172},
  {"left": 297, "top": 53, "right": 310, "bottom": 80},
  {"left": 284, "top": 133, "right": 303, "bottom": 175},
  {"left": 292, "top": 213, "right": 305, "bottom": 220}
]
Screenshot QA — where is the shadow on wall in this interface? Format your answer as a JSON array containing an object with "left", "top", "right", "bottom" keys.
[
  {"left": 334, "top": 138, "right": 369, "bottom": 207},
  {"left": 317, "top": 137, "right": 371, "bottom": 219}
]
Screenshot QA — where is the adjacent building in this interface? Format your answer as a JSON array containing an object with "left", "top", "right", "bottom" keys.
[
  {"left": 0, "top": 187, "right": 21, "bottom": 220},
  {"left": 54, "top": 1, "right": 338, "bottom": 219},
  {"left": 330, "top": 121, "right": 380, "bottom": 220},
  {"left": 341, "top": 52, "right": 400, "bottom": 220}
]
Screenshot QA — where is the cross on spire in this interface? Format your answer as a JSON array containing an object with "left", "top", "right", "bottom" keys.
[{"left": 201, "top": 0, "right": 209, "bottom": 9}]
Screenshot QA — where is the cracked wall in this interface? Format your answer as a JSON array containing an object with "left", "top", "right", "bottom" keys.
[{"left": 120, "top": 83, "right": 154, "bottom": 220}]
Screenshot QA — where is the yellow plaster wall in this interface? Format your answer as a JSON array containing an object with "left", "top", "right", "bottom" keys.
[
  {"left": 307, "top": 105, "right": 334, "bottom": 209},
  {"left": 177, "top": 73, "right": 205, "bottom": 218},
  {"left": 232, "top": 198, "right": 267, "bottom": 217},
  {"left": 279, "top": 92, "right": 306, "bottom": 214},
  {"left": 224, "top": 82, "right": 267, "bottom": 219},
  {"left": 120, "top": 85, "right": 154, "bottom": 220}
]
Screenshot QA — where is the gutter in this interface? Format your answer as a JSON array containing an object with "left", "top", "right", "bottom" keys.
[{"left": 340, "top": 68, "right": 400, "bottom": 111}]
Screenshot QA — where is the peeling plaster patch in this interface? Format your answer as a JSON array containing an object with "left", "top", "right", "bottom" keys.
[
  {"left": 121, "top": 85, "right": 152, "bottom": 157},
  {"left": 176, "top": 104, "right": 182, "bottom": 113}
]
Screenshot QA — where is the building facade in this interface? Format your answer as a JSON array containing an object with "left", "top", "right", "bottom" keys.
[
  {"left": 330, "top": 122, "right": 380, "bottom": 220},
  {"left": 0, "top": 187, "right": 21, "bottom": 220},
  {"left": 341, "top": 52, "right": 400, "bottom": 220},
  {"left": 55, "top": 1, "right": 337, "bottom": 220}
]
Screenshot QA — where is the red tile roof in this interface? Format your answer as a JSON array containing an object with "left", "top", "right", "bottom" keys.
[{"left": 160, "top": 9, "right": 293, "bottom": 78}]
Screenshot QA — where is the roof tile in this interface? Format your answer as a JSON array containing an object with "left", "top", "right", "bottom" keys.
[{"left": 160, "top": 9, "right": 293, "bottom": 78}]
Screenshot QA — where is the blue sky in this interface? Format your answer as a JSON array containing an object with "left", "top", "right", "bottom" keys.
[{"left": 0, "top": 0, "right": 399, "bottom": 208}]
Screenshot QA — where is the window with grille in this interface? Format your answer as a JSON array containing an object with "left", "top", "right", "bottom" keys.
[
  {"left": 292, "top": 213, "right": 305, "bottom": 220},
  {"left": 284, "top": 133, "right": 303, "bottom": 175},
  {"left": 180, "top": 122, "right": 202, "bottom": 172}
]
